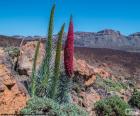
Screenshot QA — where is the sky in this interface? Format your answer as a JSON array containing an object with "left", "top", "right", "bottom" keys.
[{"left": 0, "top": 0, "right": 139, "bottom": 36}]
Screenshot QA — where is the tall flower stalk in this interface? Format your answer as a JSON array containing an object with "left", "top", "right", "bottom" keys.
[
  {"left": 50, "top": 23, "right": 65, "bottom": 99},
  {"left": 64, "top": 15, "right": 74, "bottom": 78},
  {"left": 31, "top": 40, "right": 40, "bottom": 97},
  {"left": 40, "top": 4, "right": 55, "bottom": 86},
  {"left": 35, "top": 4, "right": 55, "bottom": 97}
]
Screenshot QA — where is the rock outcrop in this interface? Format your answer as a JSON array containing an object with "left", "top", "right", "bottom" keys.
[
  {"left": 0, "top": 48, "right": 28, "bottom": 114},
  {"left": 74, "top": 59, "right": 111, "bottom": 86},
  {"left": 17, "top": 41, "right": 45, "bottom": 76}
]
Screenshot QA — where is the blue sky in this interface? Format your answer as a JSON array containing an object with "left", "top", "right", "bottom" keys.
[{"left": 0, "top": 0, "right": 139, "bottom": 36}]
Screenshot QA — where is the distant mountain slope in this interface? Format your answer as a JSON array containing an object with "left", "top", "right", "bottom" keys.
[
  {"left": 0, "top": 29, "right": 140, "bottom": 52},
  {"left": 74, "top": 47, "right": 140, "bottom": 85}
]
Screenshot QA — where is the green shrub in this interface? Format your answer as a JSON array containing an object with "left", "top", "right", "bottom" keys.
[
  {"left": 5, "top": 47, "right": 20, "bottom": 70},
  {"left": 95, "top": 77, "right": 127, "bottom": 92},
  {"left": 62, "top": 103, "right": 88, "bottom": 116},
  {"left": 20, "top": 97, "right": 60, "bottom": 115},
  {"left": 129, "top": 89, "right": 140, "bottom": 109},
  {"left": 95, "top": 95, "right": 130, "bottom": 116},
  {"left": 5, "top": 47, "right": 20, "bottom": 58},
  {"left": 104, "top": 78, "right": 127, "bottom": 91},
  {"left": 21, "top": 97, "right": 88, "bottom": 116}
]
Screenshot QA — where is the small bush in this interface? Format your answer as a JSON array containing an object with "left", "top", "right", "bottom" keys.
[
  {"left": 104, "top": 78, "right": 127, "bottom": 91},
  {"left": 95, "top": 77, "right": 127, "bottom": 92},
  {"left": 5, "top": 47, "right": 20, "bottom": 58},
  {"left": 20, "top": 97, "right": 60, "bottom": 115},
  {"left": 95, "top": 95, "right": 130, "bottom": 116},
  {"left": 129, "top": 89, "right": 140, "bottom": 109},
  {"left": 20, "top": 97, "right": 88, "bottom": 116},
  {"left": 62, "top": 103, "right": 88, "bottom": 116}
]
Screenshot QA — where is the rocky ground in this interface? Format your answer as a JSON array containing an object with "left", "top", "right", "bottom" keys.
[
  {"left": 0, "top": 41, "right": 140, "bottom": 115},
  {"left": 75, "top": 47, "right": 140, "bottom": 87}
]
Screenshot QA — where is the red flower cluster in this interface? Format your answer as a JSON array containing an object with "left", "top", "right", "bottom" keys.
[{"left": 64, "top": 16, "right": 74, "bottom": 77}]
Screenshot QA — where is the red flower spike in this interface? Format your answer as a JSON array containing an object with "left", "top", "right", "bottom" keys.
[{"left": 64, "top": 16, "right": 74, "bottom": 77}]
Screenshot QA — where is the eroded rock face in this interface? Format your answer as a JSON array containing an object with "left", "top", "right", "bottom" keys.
[
  {"left": 17, "top": 41, "right": 45, "bottom": 76},
  {"left": 74, "top": 59, "right": 112, "bottom": 86},
  {"left": 97, "top": 29, "right": 121, "bottom": 37},
  {"left": 0, "top": 48, "right": 28, "bottom": 114}
]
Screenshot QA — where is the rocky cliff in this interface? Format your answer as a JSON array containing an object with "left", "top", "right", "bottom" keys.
[{"left": 72, "top": 29, "right": 140, "bottom": 52}]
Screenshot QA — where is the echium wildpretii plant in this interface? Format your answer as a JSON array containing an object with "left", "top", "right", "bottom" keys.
[
  {"left": 29, "top": 4, "right": 67, "bottom": 100},
  {"left": 57, "top": 16, "right": 74, "bottom": 104},
  {"left": 29, "top": 5, "right": 74, "bottom": 103},
  {"left": 21, "top": 4, "right": 88, "bottom": 116}
]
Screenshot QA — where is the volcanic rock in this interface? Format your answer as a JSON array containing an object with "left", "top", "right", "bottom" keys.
[
  {"left": 0, "top": 48, "right": 28, "bottom": 114},
  {"left": 17, "top": 41, "right": 45, "bottom": 76}
]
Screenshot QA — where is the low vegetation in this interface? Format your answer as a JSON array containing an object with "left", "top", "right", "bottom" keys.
[
  {"left": 95, "top": 95, "right": 130, "bottom": 116},
  {"left": 129, "top": 89, "right": 140, "bottom": 109},
  {"left": 5, "top": 47, "right": 20, "bottom": 58},
  {"left": 21, "top": 97, "right": 87, "bottom": 116},
  {"left": 95, "top": 76, "right": 127, "bottom": 92}
]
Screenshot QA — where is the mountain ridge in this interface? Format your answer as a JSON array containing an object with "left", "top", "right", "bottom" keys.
[
  {"left": 1, "top": 29, "right": 139, "bottom": 38},
  {"left": 0, "top": 29, "right": 140, "bottom": 52}
]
